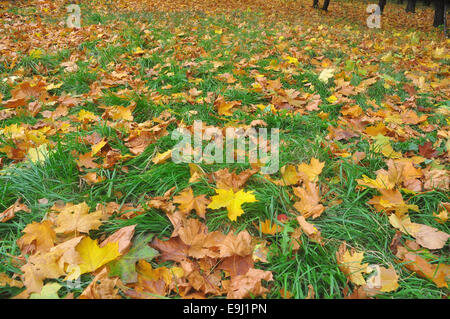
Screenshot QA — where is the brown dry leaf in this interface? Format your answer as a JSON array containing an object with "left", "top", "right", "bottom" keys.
[
  {"left": 54, "top": 202, "right": 103, "bottom": 234},
  {"left": 389, "top": 214, "right": 449, "bottom": 250},
  {"left": 0, "top": 199, "right": 31, "bottom": 223},
  {"left": 367, "top": 189, "right": 419, "bottom": 215},
  {"left": 296, "top": 216, "right": 323, "bottom": 245},
  {"left": 213, "top": 168, "right": 258, "bottom": 192},
  {"left": 173, "top": 188, "right": 210, "bottom": 219},
  {"left": 11, "top": 81, "right": 48, "bottom": 102},
  {"left": 79, "top": 267, "right": 122, "bottom": 299},
  {"left": 293, "top": 182, "right": 325, "bottom": 219},
  {"left": 124, "top": 131, "right": 155, "bottom": 155},
  {"left": 219, "top": 230, "right": 254, "bottom": 258},
  {"left": 336, "top": 242, "right": 369, "bottom": 286},
  {"left": 289, "top": 226, "right": 302, "bottom": 251},
  {"left": 100, "top": 225, "right": 136, "bottom": 254},
  {"left": 423, "top": 169, "right": 449, "bottom": 191},
  {"left": 418, "top": 141, "right": 438, "bottom": 159},
  {"left": 414, "top": 224, "right": 450, "bottom": 250},
  {"left": 394, "top": 241, "right": 449, "bottom": 288},
  {"left": 20, "top": 236, "right": 83, "bottom": 293},
  {"left": 280, "top": 164, "right": 300, "bottom": 186},
  {"left": 218, "top": 255, "right": 254, "bottom": 277},
  {"left": 352, "top": 151, "right": 366, "bottom": 164},
  {"left": 75, "top": 152, "right": 99, "bottom": 169},
  {"left": 227, "top": 268, "right": 273, "bottom": 299},
  {"left": 306, "top": 284, "right": 315, "bottom": 299},
  {"left": 17, "top": 220, "right": 56, "bottom": 255},
  {"left": 151, "top": 237, "right": 189, "bottom": 262},
  {"left": 177, "top": 219, "right": 215, "bottom": 259},
  {"left": 185, "top": 267, "right": 223, "bottom": 296}
]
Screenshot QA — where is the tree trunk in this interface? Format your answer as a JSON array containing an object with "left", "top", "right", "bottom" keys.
[
  {"left": 398, "top": 0, "right": 404, "bottom": 4},
  {"left": 379, "top": 0, "right": 387, "bottom": 13},
  {"left": 322, "top": 0, "right": 330, "bottom": 11},
  {"left": 423, "top": 0, "right": 431, "bottom": 6},
  {"left": 313, "top": 0, "right": 319, "bottom": 8},
  {"left": 433, "top": 0, "right": 445, "bottom": 27},
  {"left": 406, "top": 0, "right": 417, "bottom": 12}
]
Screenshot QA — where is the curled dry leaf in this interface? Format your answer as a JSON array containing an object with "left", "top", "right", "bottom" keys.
[
  {"left": 393, "top": 240, "right": 449, "bottom": 288},
  {"left": 173, "top": 187, "right": 210, "bottom": 219},
  {"left": 0, "top": 198, "right": 31, "bottom": 223},
  {"left": 296, "top": 216, "right": 323, "bottom": 245}
]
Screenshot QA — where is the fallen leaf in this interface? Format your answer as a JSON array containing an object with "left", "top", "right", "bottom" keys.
[
  {"left": 336, "top": 242, "right": 368, "bottom": 286},
  {"left": 67, "top": 237, "right": 120, "bottom": 280},
  {"left": 108, "top": 233, "right": 159, "bottom": 284},
  {"left": 208, "top": 188, "right": 257, "bottom": 221},
  {"left": 0, "top": 199, "right": 30, "bottom": 223}
]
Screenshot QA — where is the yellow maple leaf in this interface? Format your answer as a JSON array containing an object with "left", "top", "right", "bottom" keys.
[
  {"left": 152, "top": 150, "right": 172, "bottom": 164},
  {"left": 283, "top": 56, "right": 299, "bottom": 66},
  {"left": 326, "top": 95, "right": 337, "bottom": 104},
  {"left": 91, "top": 138, "right": 107, "bottom": 156},
  {"left": 365, "top": 265, "right": 399, "bottom": 293},
  {"left": 66, "top": 237, "right": 120, "bottom": 280},
  {"left": 356, "top": 173, "right": 395, "bottom": 190},
  {"left": 208, "top": 188, "right": 257, "bottom": 221},
  {"left": 77, "top": 109, "right": 97, "bottom": 123},
  {"left": 259, "top": 219, "right": 282, "bottom": 235},
  {"left": 372, "top": 134, "right": 402, "bottom": 159},
  {"left": 336, "top": 242, "right": 368, "bottom": 286},
  {"left": 103, "top": 105, "right": 134, "bottom": 121},
  {"left": 29, "top": 49, "right": 43, "bottom": 59},
  {"left": 27, "top": 144, "right": 50, "bottom": 164},
  {"left": 297, "top": 158, "right": 324, "bottom": 182},
  {"left": 54, "top": 202, "right": 103, "bottom": 234},
  {"left": 280, "top": 164, "right": 300, "bottom": 185}
]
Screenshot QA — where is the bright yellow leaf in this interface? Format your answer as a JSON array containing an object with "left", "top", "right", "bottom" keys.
[
  {"left": 208, "top": 188, "right": 257, "bottom": 221},
  {"left": 66, "top": 237, "right": 120, "bottom": 280}
]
